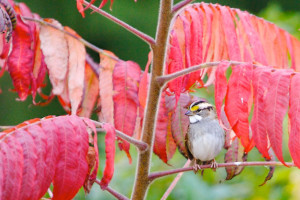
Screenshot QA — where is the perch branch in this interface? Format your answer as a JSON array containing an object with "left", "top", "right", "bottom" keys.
[
  {"left": 95, "top": 179, "right": 129, "bottom": 200},
  {"left": 172, "top": 0, "right": 194, "bottom": 14},
  {"left": 92, "top": 121, "right": 148, "bottom": 152},
  {"left": 83, "top": 1, "right": 155, "bottom": 45},
  {"left": 22, "top": 16, "right": 120, "bottom": 62},
  {"left": 156, "top": 60, "right": 268, "bottom": 86},
  {"left": 148, "top": 161, "right": 296, "bottom": 181}
]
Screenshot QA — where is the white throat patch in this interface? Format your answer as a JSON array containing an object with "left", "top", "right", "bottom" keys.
[{"left": 189, "top": 115, "right": 202, "bottom": 124}]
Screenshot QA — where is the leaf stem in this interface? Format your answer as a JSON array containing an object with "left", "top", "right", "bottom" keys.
[
  {"left": 172, "top": 0, "right": 194, "bottom": 14},
  {"left": 148, "top": 161, "right": 296, "bottom": 181},
  {"left": 95, "top": 179, "right": 129, "bottom": 200},
  {"left": 22, "top": 16, "right": 120, "bottom": 62},
  {"left": 156, "top": 60, "right": 268, "bottom": 86},
  {"left": 83, "top": 1, "right": 155, "bottom": 45},
  {"left": 85, "top": 54, "right": 100, "bottom": 77},
  {"left": 93, "top": 121, "right": 148, "bottom": 152}
]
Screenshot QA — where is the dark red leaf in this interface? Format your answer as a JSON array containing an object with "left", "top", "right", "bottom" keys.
[
  {"left": 224, "top": 137, "right": 247, "bottom": 180},
  {"left": 113, "top": 61, "right": 141, "bottom": 163},
  {"left": 100, "top": 123, "right": 116, "bottom": 189},
  {"left": 7, "top": 15, "right": 34, "bottom": 101},
  {"left": 251, "top": 67, "right": 272, "bottom": 159},
  {"left": 265, "top": 69, "right": 292, "bottom": 165},
  {"left": 224, "top": 64, "right": 253, "bottom": 151},
  {"left": 288, "top": 73, "right": 300, "bottom": 168},
  {"left": 154, "top": 93, "right": 176, "bottom": 163},
  {"left": 169, "top": 93, "right": 197, "bottom": 158}
]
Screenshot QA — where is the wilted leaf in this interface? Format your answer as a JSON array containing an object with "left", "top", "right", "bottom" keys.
[
  {"left": 39, "top": 19, "right": 68, "bottom": 95},
  {"left": 98, "top": 51, "right": 117, "bottom": 124},
  {"left": 64, "top": 26, "right": 86, "bottom": 115}
]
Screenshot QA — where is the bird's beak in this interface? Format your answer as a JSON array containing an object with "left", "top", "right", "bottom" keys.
[{"left": 185, "top": 110, "right": 193, "bottom": 116}]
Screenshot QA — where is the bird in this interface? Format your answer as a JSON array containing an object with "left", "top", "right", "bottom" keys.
[{"left": 185, "top": 100, "right": 225, "bottom": 173}]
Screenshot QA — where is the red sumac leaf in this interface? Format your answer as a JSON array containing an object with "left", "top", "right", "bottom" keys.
[
  {"left": 7, "top": 15, "right": 34, "bottom": 101},
  {"left": 138, "top": 51, "right": 152, "bottom": 109},
  {"left": 0, "top": 115, "right": 99, "bottom": 200},
  {"left": 288, "top": 73, "right": 300, "bottom": 168},
  {"left": 100, "top": 123, "right": 116, "bottom": 189},
  {"left": 251, "top": 67, "right": 272, "bottom": 159},
  {"left": 225, "top": 64, "right": 253, "bottom": 151},
  {"left": 113, "top": 61, "right": 141, "bottom": 163},
  {"left": 166, "top": 30, "right": 184, "bottom": 102},
  {"left": 265, "top": 69, "right": 292, "bottom": 165},
  {"left": 154, "top": 93, "right": 176, "bottom": 163},
  {"left": 214, "top": 61, "right": 230, "bottom": 120}
]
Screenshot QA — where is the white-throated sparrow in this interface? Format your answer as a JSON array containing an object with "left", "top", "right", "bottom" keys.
[{"left": 185, "top": 100, "right": 225, "bottom": 172}]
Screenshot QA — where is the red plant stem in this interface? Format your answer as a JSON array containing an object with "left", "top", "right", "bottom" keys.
[
  {"left": 22, "top": 16, "right": 120, "bottom": 62},
  {"left": 95, "top": 179, "right": 129, "bottom": 200},
  {"left": 94, "top": 123, "right": 148, "bottom": 152},
  {"left": 156, "top": 60, "right": 271, "bottom": 86},
  {"left": 172, "top": 0, "right": 194, "bottom": 14},
  {"left": 83, "top": 1, "right": 155, "bottom": 45},
  {"left": 148, "top": 161, "right": 296, "bottom": 181}
]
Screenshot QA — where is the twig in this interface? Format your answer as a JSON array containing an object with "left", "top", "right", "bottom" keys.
[
  {"left": 85, "top": 54, "right": 100, "bottom": 77},
  {"left": 22, "top": 16, "right": 120, "bottom": 62},
  {"left": 0, "top": 125, "right": 13, "bottom": 130},
  {"left": 161, "top": 160, "right": 191, "bottom": 200},
  {"left": 83, "top": 1, "right": 155, "bottom": 46},
  {"left": 156, "top": 61, "right": 269, "bottom": 86},
  {"left": 93, "top": 121, "right": 148, "bottom": 152},
  {"left": 95, "top": 179, "right": 129, "bottom": 200},
  {"left": 148, "top": 161, "right": 296, "bottom": 181},
  {"left": 172, "top": 0, "right": 194, "bottom": 14}
]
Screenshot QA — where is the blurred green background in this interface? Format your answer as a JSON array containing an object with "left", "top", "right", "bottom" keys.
[{"left": 0, "top": 0, "right": 300, "bottom": 199}]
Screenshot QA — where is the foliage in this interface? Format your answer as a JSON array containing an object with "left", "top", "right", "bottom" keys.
[{"left": 0, "top": 0, "right": 300, "bottom": 199}]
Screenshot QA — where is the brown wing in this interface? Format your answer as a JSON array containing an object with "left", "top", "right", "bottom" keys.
[{"left": 185, "top": 130, "right": 194, "bottom": 160}]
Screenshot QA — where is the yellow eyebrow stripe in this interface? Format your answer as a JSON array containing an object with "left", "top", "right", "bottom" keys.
[{"left": 190, "top": 105, "right": 199, "bottom": 111}]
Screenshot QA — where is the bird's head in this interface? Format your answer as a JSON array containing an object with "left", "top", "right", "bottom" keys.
[{"left": 185, "top": 100, "right": 216, "bottom": 123}]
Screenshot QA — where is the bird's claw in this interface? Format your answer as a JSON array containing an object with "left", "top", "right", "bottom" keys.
[
  {"left": 193, "top": 164, "right": 201, "bottom": 174},
  {"left": 210, "top": 159, "right": 218, "bottom": 169}
]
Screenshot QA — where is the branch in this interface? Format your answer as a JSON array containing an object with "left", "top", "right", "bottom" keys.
[
  {"left": 95, "top": 179, "right": 129, "bottom": 200},
  {"left": 22, "top": 16, "right": 120, "bottom": 62},
  {"left": 92, "top": 121, "right": 148, "bottom": 152},
  {"left": 148, "top": 161, "right": 296, "bottom": 181},
  {"left": 172, "top": 0, "right": 194, "bottom": 14},
  {"left": 85, "top": 54, "right": 100, "bottom": 77},
  {"left": 83, "top": 1, "right": 155, "bottom": 46},
  {"left": 156, "top": 60, "right": 268, "bottom": 86},
  {"left": 0, "top": 125, "right": 13, "bottom": 130}
]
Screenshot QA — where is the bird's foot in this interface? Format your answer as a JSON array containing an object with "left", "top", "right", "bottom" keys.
[
  {"left": 210, "top": 159, "right": 218, "bottom": 170},
  {"left": 192, "top": 164, "right": 201, "bottom": 174}
]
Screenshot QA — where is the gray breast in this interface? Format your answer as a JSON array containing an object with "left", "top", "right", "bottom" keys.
[{"left": 188, "top": 118, "right": 225, "bottom": 161}]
